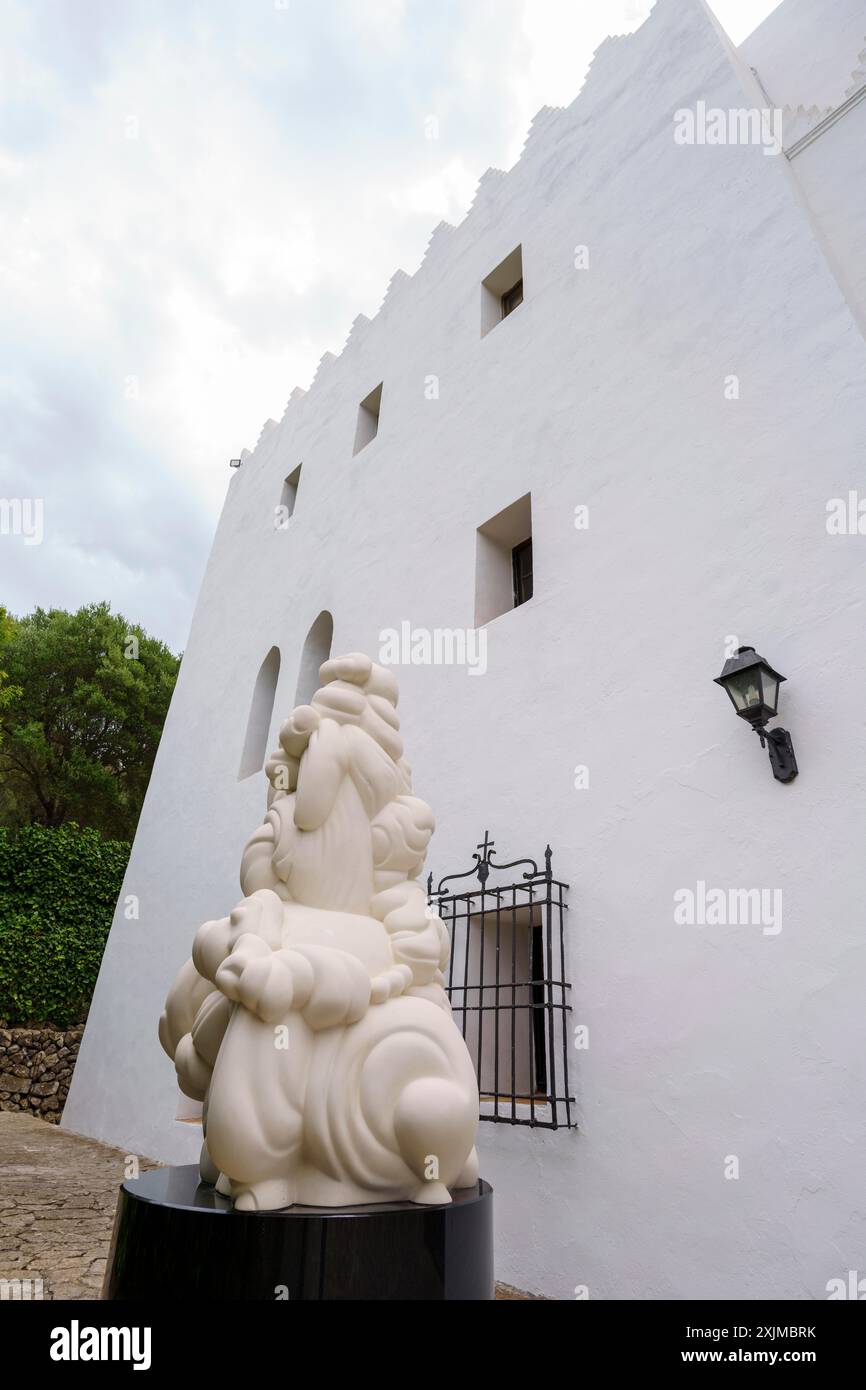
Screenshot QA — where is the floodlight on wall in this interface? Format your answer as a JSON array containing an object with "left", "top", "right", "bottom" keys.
[
  {"left": 714, "top": 646, "right": 798, "bottom": 783},
  {"left": 229, "top": 459, "right": 242, "bottom": 469}
]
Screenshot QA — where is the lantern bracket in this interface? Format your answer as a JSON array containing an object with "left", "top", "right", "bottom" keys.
[{"left": 755, "top": 724, "right": 798, "bottom": 783}]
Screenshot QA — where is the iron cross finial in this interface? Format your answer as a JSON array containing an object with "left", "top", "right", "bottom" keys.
[{"left": 476, "top": 831, "right": 495, "bottom": 862}]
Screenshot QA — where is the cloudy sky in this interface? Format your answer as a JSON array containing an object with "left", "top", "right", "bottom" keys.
[{"left": 1, "top": 0, "right": 781, "bottom": 652}]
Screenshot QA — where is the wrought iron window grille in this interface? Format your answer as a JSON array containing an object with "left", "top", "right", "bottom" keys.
[{"left": 427, "top": 832, "right": 575, "bottom": 1130}]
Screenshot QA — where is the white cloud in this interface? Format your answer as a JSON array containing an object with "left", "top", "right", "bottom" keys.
[{"left": 388, "top": 157, "right": 480, "bottom": 221}]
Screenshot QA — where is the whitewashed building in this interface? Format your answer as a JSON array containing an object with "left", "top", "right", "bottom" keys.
[{"left": 65, "top": 0, "right": 866, "bottom": 1300}]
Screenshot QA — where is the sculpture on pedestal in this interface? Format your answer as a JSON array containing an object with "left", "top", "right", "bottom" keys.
[{"left": 159, "top": 653, "right": 480, "bottom": 1211}]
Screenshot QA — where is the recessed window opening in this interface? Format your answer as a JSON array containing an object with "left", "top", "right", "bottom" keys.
[
  {"left": 354, "top": 383, "right": 383, "bottom": 455},
  {"left": 459, "top": 903, "right": 547, "bottom": 1102},
  {"left": 277, "top": 465, "right": 302, "bottom": 527},
  {"left": 481, "top": 245, "right": 524, "bottom": 337},
  {"left": 294, "top": 611, "right": 334, "bottom": 706},
  {"left": 475, "top": 493, "right": 533, "bottom": 626},
  {"left": 238, "top": 646, "right": 281, "bottom": 780}
]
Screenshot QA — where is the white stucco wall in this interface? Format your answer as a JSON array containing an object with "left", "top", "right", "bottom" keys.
[
  {"left": 738, "top": 0, "right": 866, "bottom": 339},
  {"left": 741, "top": 0, "right": 865, "bottom": 108},
  {"left": 64, "top": 0, "right": 866, "bottom": 1300},
  {"left": 786, "top": 101, "right": 866, "bottom": 339}
]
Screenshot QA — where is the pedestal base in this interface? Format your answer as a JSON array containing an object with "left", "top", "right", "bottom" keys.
[{"left": 103, "top": 1165, "right": 494, "bottom": 1301}]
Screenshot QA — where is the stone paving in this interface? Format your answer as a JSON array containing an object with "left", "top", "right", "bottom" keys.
[
  {"left": 0, "top": 1111, "right": 536, "bottom": 1300},
  {"left": 0, "top": 1111, "right": 160, "bottom": 1300}
]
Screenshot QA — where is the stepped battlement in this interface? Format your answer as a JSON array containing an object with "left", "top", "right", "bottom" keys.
[{"left": 230, "top": 2, "right": 673, "bottom": 473}]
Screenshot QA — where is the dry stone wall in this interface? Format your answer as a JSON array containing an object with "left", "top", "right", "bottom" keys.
[{"left": 0, "top": 1027, "right": 84, "bottom": 1123}]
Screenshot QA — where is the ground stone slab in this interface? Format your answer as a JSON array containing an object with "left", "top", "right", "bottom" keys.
[
  {"left": 0, "top": 1111, "right": 160, "bottom": 1300},
  {"left": 0, "top": 1112, "right": 533, "bottom": 1300}
]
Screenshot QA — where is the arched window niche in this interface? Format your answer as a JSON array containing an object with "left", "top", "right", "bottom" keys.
[
  {"left": 294, "top": 611, "right": 334, "bottom": 707},
  {"left": 238, "top": 646, "right": 281, "bottom": 781}
]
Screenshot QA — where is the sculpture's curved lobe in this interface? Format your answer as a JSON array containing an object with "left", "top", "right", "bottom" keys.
[{"left": 159, "top": 653, "right": 480, "bottom": 1210}]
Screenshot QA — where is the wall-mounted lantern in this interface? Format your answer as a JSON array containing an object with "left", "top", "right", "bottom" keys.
[{"left": 714, "top": 646, "right": 798, "bottom": 783}]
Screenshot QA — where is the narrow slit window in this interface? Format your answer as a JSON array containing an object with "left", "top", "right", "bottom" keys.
[
  {"left": 354, "top": 383, "right": 383, "bottom": 456},
  {"left": 277, "top": 464, "right": 302, "bottom": 528},
  {"left": 238, "top": 646, "right": 281, "bottom": 781},
  {"left": 294, "top": 611, "right": 334, "bottom": 706}
]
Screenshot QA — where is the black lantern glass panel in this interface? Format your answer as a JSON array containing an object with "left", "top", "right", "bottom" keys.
[
  {"left": 725, "top": 669, "right": 763, "bottom": 714},
  {"left": 714, "top": 647, "right": 784, "bottom": 727},
  {"left": 761, "top": 673, "right": 779, "bottom": 711}
]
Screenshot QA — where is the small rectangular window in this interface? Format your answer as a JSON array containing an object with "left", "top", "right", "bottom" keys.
[
  {"left": 481, "top": 245, "right": 524, "bottom": 337},
  {"left": 354, "top": 383, "right": 383, "bottom": 456},
  {"left": 475, "top": 493, "right": 533, "bottom": 626}
]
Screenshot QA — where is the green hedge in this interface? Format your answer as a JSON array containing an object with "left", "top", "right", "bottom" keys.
[{"left": 0, "top": 825, "right": 129, "bottom": 1027}]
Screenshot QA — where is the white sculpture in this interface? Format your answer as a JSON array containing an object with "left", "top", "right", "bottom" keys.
[{"left": 159, "top": 653, "right": 480, "bottom": 1211}]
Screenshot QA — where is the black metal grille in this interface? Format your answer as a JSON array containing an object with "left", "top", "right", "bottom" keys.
[{"left": 428, "top": 833, "right": 575, "bottom": 1130}]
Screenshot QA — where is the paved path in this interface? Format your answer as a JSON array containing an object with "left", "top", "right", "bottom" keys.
[
  {"left": 0, "top": 1112, "right": 535, "bottom": 1300},
  {"left": 0, "top": 1111, "right": 159, "bottom": 1300}
]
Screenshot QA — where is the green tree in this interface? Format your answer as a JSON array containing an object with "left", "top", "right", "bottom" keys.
[
  {"left": 0, "top": 607, "right": 20, "bottom": 734},
  {"left": 0, "top": 603, "right": 180, "bottom": 839}
]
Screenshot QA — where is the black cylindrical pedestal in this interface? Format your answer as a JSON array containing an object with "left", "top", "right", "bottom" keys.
[{"left": 104, "top": 1165, "right": 494, "bottom": 1301}]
